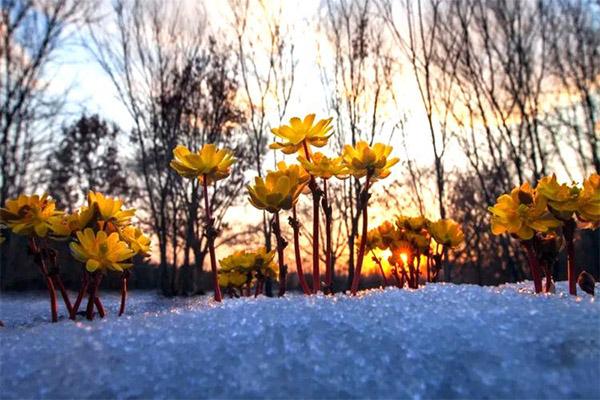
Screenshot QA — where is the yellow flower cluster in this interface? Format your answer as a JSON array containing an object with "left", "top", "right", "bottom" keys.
[
  {"left": 366, "top": 215, "right": 464, "bottom": 264},
  {"left": 247, "top": 161, "right": 310, "bottom": 213},
  {"left": 66, "top": 192, "right": 150, "bottom": 272},
  {"left": 364, "top": 215, "right": 463, "bottom": 288},
  {"left": 218, "top": 248, "right": 278, "bottom": 289},
  {"left": 0, "top": 194, "right": 62, "bottom": 237},
  {"left": 298, "top": 152, "right": 348, "bottom": 180},
  {"left": 489, "top": 173, "right": 600, "bottom": 240},
  {"left": 251, "top": 113, "right": 400, "bottom": 296},
  {"left": 489, "top": 173, "right": 599, "bottom": 295}
]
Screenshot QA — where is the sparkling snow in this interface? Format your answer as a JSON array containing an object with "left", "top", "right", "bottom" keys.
[{"left": 1, "top": 282, "right": 599, "bottom": 399}]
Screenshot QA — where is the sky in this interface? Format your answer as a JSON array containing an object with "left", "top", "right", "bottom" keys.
[
  {"left": 33, "top": 0, "right": 591, "bottom": 269},
  {"left": 45, "top": 0, "right": 442, "bottom": 170}
]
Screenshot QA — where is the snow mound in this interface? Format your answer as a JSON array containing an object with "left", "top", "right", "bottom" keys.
[{"left": 1, "top": 282, "right": 599, "bottom": 399}]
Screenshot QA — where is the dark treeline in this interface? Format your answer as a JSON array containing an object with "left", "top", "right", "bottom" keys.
[{"left": 1, "top": 0, "right": 598, "bottom": 293}]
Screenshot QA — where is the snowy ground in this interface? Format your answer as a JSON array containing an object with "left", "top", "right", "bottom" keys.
[{"left": 0, "top": 282, "right": 599, "bottom": 399}]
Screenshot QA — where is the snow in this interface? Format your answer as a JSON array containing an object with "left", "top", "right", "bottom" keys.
[{"left": 1, "top": 282, "right": 599, "bottom": 399}]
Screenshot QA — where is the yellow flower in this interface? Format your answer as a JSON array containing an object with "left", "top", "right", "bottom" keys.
[
  {"left": 577, "top": 173, "right": 600, "bottom": 225},
  {"left": 170, "top": 144, "right": 235, "bottom": 184},
  {"left": 219, "top": 248, "right": 278, "bottom": 278},
  {"left": 218, "top": 270, "right": 248, "bottom": 288},
  {"left": 489, "top": 183, "right": 561, "bottom": 240},
  {"left": 69, "top": 228, "right": 135, "bottom": 272},
  {"left": 297, "top": 152, "right": 348, "bottom": 179},
  {"left": 47, "top": 212, "right": 84, "bottom": 238},
  {"left": 121, "top": 226, "right": 152, "bottom": 256},
  {"left": 88, "top": 192, "right": 135, "bottom": 228},
  {"left": 270, "top": 114, "right": 334, "bottom": 154},
  {"left": 429, "top": 219, "right": 464, "bottom": 248},
  {"left": 219, "top": 250, "right": 255, "bottom": 272},
  {"left": 363, "top": 228, "right": 382, "bottom": 251},
  {"left": 397, "top": 215, "right": 428, "bottom": 232},
  {"left": 376, "top": 221, "right": 398, "bottom": 249},
  {"left": 341, "top": 141, "right": 399, "bottom": 180},
  {"left": 0, "top": 194, "right": 61, "bottom": 237},
  {"left": 536, "top": 174, "right": 579, "bottom": 220},
  {"left": 247, "top": 161, "right": 310, "bottom": 213}
]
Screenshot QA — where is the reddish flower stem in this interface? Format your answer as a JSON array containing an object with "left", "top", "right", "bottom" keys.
[
  {"left": 400, "top": 268, "right": 408, "bottom": 288},
  {"left": 273, "top": 212, "right": 287, "bottom": 297},
  {"left": 408, "top": 263, "right": 416, "bottom": 289},
  {"left": 426, "top": 256, "right": 431, "bottom": 283},
  {"left": 541, "top": 261, "right": 553, "bottom": 293},
  {"left": 85, "top": 273, "right": 97, "bottom": 321},
  {"left": 254, "top": 281, "right": 260, "bottom": 298},
  {"left": 43, "top": 245, "right": 73, "bottom": 315},
  {"left": 523, "top": 241, "right": 543, "bottom": 293},
  {"left": 323, "top": 179, "right": 334, "bottom": 293},
  {"left": 94, "top": 296, "right": 106, "bottom": 318},
  {"left": 291, "top": 206, "right": 311, "bottom": 295},
  {"left": 71, "top": 270, "right": 89, "bottom": 319},
  {"left": 310, "top": 182, "right": 320, "bottom": 293},
  {"left": 563, "top": 218, "right": 577, "bottom": 295},
  {"left": 30, "top": 237, "right": 58, "bottom": 323},
  {"left": 351, "top": 176, "right": 371, "bottom": 295},
  {"left": 302, "top": 141, "right": 321, "bottom": 294},
  {"left": 42, "top": 272, "right": 58, "bottom": 322},
  {"left": 119, "top": 270, "right": 130, "bottom": 316},
  {"left": 371, "top": 250, "right": 388, "bottom": 287},
  {"left": 51, "top": 275, "right": 72, "bottom": 316},
  {"left": 203, "top": 175, "right": 222, "bottom": 302},
  {"left": 85, "top": 272, "right": 104, "bottom": 320},
  {"left": 415, "top": 255, "right": 421, "bottom": 289},
  {"left": 391, "top": 268, "right": 402, "bottom": 288}
]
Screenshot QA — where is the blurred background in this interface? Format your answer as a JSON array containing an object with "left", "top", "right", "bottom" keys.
[{"left": 1, "top": 0, "right": 598, "bottom": 294}]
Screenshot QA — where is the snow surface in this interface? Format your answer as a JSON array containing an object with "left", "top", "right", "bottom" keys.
[{"left": 1, "top": 282, "right": 599, "bottom": 399}]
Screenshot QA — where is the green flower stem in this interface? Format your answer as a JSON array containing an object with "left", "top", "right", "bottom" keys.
[
  {"left": 351, "top": 175, "right": 372, "bottom": 295},
  {"left": 523, "top": 241, "right": 543, "bottom": 293},
  {"left": 202, "top": 175, "right": 222, "bottom": 302},
  {"left": 118, "top": 270, "right": 130, "bottom": 317},
  {"left": 563, "top": 218, "right": 577, "bottom": 296},
  {"left": 291, "top": 206, "right": 311, "bottom": 295}
]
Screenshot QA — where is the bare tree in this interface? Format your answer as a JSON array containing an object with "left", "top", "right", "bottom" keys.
[
  {"left": 228, "top": 0, "right": 297, "bottom": 294},
  {"left": 319, "top": 0, "right": 397, "bottom": 290},
  {"left": 86, "top": 0, "right": 250, "bottom": 295},
  {"left": 0, "top": 0, "right": 92, "bottom": 206},
  {"left": 546, "top": 0, "right": 599, "bottom": 176}
]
